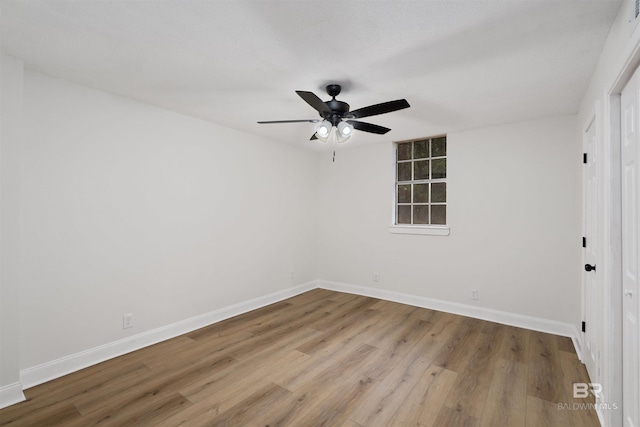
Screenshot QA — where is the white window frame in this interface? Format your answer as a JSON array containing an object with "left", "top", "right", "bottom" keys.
[{"left": 389, "top": 136, "right": 450, "bottom": 236}]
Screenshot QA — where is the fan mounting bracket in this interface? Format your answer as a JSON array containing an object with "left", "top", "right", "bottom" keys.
[{"left": 326, "top": 84, "right": 342, "bottom": 98}]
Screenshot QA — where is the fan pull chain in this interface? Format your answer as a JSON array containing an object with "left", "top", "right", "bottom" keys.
[{"left": 332, "top": 129, "right": 337, "bottom": 162}]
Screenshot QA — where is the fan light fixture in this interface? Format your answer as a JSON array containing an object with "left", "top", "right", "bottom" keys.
[
  {"left": 337, "top": 121, "right": 353, "bottom": 138},
  {"left": 315, "top": 120, "right": 332, "bottom": 139},
  {"left": 315, "top": 121, "right": 354, "bottom": 143}
]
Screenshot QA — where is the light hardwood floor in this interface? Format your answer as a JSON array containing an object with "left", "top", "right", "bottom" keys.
[{"left": 0, "top": 289, "right": 599, "bottom": 426}]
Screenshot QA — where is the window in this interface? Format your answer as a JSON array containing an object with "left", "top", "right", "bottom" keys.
[{"left": 394, "top": 136, "right": 447, "bottom": 226}]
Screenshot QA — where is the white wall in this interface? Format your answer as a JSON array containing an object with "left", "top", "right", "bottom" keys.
[
  {"left": 18, "top": 71, "right": 318, "bottom": 369},
  {"left": 0, "top": 50, "right": 590, "bottom": 410},
  {"left": 0, "top": 55, "right": 25, "bottom": 406},
  {"left": 317, "top": 115, "right": 580, "bottom": 325}
]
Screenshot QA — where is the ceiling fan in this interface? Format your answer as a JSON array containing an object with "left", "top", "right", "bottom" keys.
[{"left": 257, "top": 84, "right": 410, "bottom": 142}]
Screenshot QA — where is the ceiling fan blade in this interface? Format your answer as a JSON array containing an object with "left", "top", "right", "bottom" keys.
[
  {"left": 347, "top": 120, "right": 391, "bottom": 135},
  {"left": 346, "top": 99, "right": 410, "bottom": 119},
  {"left": 257, "top": 119, "right": 320, "bottom": 124},
  {"left": 296, "top": 91, "right": 331, "bottom": 115}
]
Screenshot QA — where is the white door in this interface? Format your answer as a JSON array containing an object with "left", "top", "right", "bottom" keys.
[
  {"left": 583, "top": 116, "right": 598, "bottom": 382},
  {"left": 621, "top": 65, "right": 640, "bottom": 427}
]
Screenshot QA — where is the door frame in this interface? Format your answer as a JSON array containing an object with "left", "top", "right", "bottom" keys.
[{"left": 602, "top": 47, "right": 640, "bottom": 427}]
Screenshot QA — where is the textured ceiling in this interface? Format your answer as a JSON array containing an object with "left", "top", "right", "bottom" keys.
[{"left": 1, "top": 0, "right": 622, "bottom": 149}]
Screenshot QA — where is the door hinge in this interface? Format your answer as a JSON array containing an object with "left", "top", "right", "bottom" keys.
[
  {"left": 582, "top": 321, "right": 586, "bottom": 333},
  {"left": 582, "top": 237, "right": 586, "bottom": 248},
  {"left": 583, "top": 153, "right": 588, "bottom": 164}
]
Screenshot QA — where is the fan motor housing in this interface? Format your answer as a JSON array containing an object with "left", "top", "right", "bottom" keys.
[
  {"left": 323, "top": 84, "right": 350, "bottom": 125},
  {"left": 325, "top": 99, "right": 350, "bottom": 125}
]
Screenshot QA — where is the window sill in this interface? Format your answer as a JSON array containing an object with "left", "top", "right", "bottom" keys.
[{"left": 388, "top": 225, "right": 450, "bottom": 236}]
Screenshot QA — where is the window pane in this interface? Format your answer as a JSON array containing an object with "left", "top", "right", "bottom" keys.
[
  {"left": 398, "top": 142, "right": 412, "bottom": 161},
  {"left": 431, "top": 183, "right": 446, "bottom": 203},
  {"left": 414, "top": 183, "right": 428, "bottom": 203},
  {"left": 398, "top": 162, "right": 412, "bottom": 181},
  {"left": 414, "top": 160, "right": 430, "bottom": 180},
  {"left": 414, "top": 205, "right": 429, "bottom": 224},
  {"left": 431, "top": 159, "right": 446, "bottom": 179},
  {"left": 398, "top": 184, "right": 411, "bottom": 203},
  {"left": 414, "top": 140, "right": 428, "bottom": 159},
  {"left": 431, "top": 205, "right": 446, "bottom": 224},
  {"left": 432, "top": 137, "right": 446, "bottom": 157},
  {"left": 397, "top": 205, "right": 411, "bottom": 224},
  {"left": 395, "top": 136, "right": 446, "bottom": 228}
]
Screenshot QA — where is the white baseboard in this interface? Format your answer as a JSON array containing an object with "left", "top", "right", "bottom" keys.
[
  {"left": 596, "top": 402, "right": 606, "bottom": 427},
  {"left": 20, "top": 281, "right": 317, "bottom": 390},
  {"left": 318, "top": 280, "right": 581, "bottom": 349},
  {"left": 571, "top": 325, "right": 584, "bottom": 361},
  {"left": 0, "top": 382, "right": 25, "bottom": 409}
]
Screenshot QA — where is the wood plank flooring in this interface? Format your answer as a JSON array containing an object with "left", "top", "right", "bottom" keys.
[{"left": 0, "top": 289, "right": 599, "bottom": 426}]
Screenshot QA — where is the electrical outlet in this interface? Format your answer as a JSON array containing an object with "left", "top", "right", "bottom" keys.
[
  {"left": 471, "top": 289, "right": 479, "bottom": 300},
  {"left": 123, "top": 313, "right": 134, "bottom": 329},
  {"left": 373, "top": 272, "right": 380, "bottom": 282}
]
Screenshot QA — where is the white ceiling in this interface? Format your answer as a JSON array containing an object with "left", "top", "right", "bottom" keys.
[{"left": 1, "top": 0, "right": 622, "bottom": 149}]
